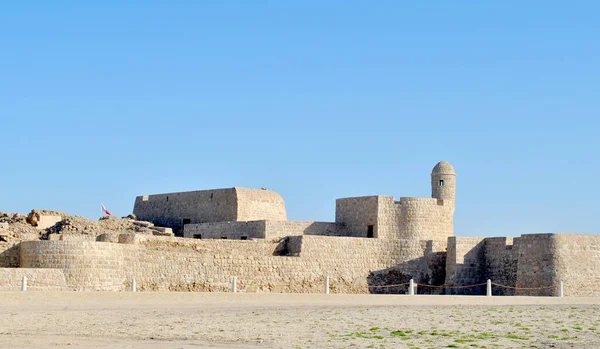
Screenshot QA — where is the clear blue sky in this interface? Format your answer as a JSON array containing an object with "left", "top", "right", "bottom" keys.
[{"left": 1, "top": 1, "right": 599, "bottom": 237}]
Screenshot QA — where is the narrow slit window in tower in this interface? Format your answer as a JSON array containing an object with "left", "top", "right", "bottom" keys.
[
  {"left": 439, "top": 180, "right": 444, "bottom": 187},
  {"left": 367, "top": 225, "right": 374, "bottom": 238}
]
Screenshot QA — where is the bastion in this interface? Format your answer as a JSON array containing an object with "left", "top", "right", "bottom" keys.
[{"left": 1, "top": 161, "right": 599, "bottom": 296}]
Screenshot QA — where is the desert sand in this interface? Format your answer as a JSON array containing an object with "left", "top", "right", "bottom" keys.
[{"left": 1, "top": 292, "right": 599, "bottom": 348}]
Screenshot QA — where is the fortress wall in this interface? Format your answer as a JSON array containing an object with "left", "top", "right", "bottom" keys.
[
  {"left": 554, "top": 234, "right": 600, "bottom": 297},
  {"left": 133, "top": 188, "right": 238, "bottom": 232},
  {"left": 0, "top": 241, "right": 20, "bottom": 267},
  {"left": 399, "top": 197, "right": 454, "bottom": 243},
  {"left": 335, "top": 196, "right": 379, "bottom": 237},
  {"left": 515, "top": 234, "right": 558, "bottom": 296},
  {"left": 484, "top": 237, "right": 519, "bottom": 295},
  {"left": 445, "top": 237, "right": 486, "bottom": 294},
  {"left": 183, "top": 221, "right": 266, "bottom": 240},
  {"left": 0, "top": 268, "right": 67, "bottom": 291},
  {"left": 375, "top": 197, "right": 402, "bottom": 240},
  {"left": 20, "top": 241, "right": 129, "bottom": 291},
  {"left": 17, "top": 235, "right": 435, "bottom": 294},
  {"left": 264, "top": 221, "right": 345, "bottom": 240},
  {"left": 235, "top": 188, "right": 287, "bottom": 221}
]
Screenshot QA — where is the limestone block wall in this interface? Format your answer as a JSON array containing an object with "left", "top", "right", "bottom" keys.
[
  {"left": 445, "top": 237, "right": 486, "bottom": 294},
  {"left": 235, "top": 188, "right": 287, "bottom": 222},
  {"left": 183, "top": 221, "right": 266, "bottom": 240},
  {"left": 554, "top": 234, "right": 600, "bottom": 297},
  {"left": 375, "top": 197, "right": 402, "bottom": 240},
  {"left": 18, "top": 233, "right": 439, "bottom": 294},
  {"left": 335, "top": 196, "right": 380, "bottom": 237},
  {"left": 0, "top": 268, "right": 67, "bottom": 291},
  {"left": 264, "top": 221, "right": 345, "bottom": 240},
  {"left": 20, "top": 241, "right": 130, "bottom": 291},
  {"left": 133, "top": 188, "right": 239, "bottom": 233},
  {"left": 398, "top": 197, "right": 454, "bottom": 242},
  {"left": 0, "top": 241, "right": 20, "bottom": 267},
  {"left": 515, "top": 234, "right": 558, "bottom": 296},
  {"left": 484, "top": 237, "right": 519, "bottom": 295},
  {"left": 133, "top": 188, "right": 287, "bottom": 234},
  {"left": 183, "top": 221, "right": 346, "bottom": 240}
]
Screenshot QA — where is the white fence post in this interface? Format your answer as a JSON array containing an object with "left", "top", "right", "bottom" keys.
[
  {"left": 409, "top": 279, "right": 414, "bottom": 296},
  {"left": 131, "top": 278, "right": 136, "bottom": 292},
  {"left": 21, "top": 275, "right": 27, "bottom": 292},
  {"left": 232, "top": 277, "right": 237, "bottom": 293},
  {"left": 559, "top": 281, "right": 564, "bottom": 297},
  {"left": 486, "top": 279, "right": 492, "bottom": 296},
  {"left": 324, "top": 275, "right": 330, "bottom": 294}
]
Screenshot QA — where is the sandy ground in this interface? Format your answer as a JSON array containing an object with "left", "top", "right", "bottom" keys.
[{"left": 1, "top": 292, "right": 599, "bottom": 349}]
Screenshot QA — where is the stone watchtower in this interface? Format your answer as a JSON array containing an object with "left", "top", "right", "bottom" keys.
[{"left": 431, "top": 161, "right": 456, "bottom": 213}]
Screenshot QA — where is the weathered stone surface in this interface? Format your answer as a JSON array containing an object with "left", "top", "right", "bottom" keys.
[{"left": 1, "top": 161, "right": 598, "bottom": 296}]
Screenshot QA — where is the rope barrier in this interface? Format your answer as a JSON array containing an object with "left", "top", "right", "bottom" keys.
[
  {"left": 491, "top": 282, "right": 556, "bottom": 290},
  {"left": 367, "top": 282, "right": 411, "bottom": 289},
  {"left": 367, "top": 282, "right": 557, "bottom": 290},
  {"left": 416, "top": 282, "right": 488, "bottom": 289}
]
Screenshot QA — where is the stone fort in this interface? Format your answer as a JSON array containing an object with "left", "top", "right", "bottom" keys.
[{"left": 1, "top": 161, "right": 599, "bottom": 296}]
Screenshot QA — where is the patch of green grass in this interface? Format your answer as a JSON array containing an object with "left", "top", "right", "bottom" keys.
[
  {"left": 548, "top": 335, "right": 559, "bottom": 339},
  {"left": 560, "top": 328, "right": 569, "bottom": 332},
  {"left": 513, "top": 322, "right": 523, "bottom": 327},
  {"left": 370, "top": 327, "right": 380, "bottom": 332},
  {"left": 344, "top": 332, "right": 384, "bottom": 340},
  {"left": 390, "top": 330, "right": 406, "bottom": 337},
  {"left": 574, "top": 326, "right": 583, "bottom": 331},
  {"left": 505, "top": 333, "right": 529, "bottom": 340},
  {"left": 455, "top": 338, "right": 476, "bottom": 343},
  {"left": 471, "top": 332, "right": 497, "bottom": 340},
  {"left": 447, "top": 345, "right": 459, "bottom": 348}
]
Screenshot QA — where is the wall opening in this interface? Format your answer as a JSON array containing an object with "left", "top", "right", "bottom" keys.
[
  {"left": 439, "top": 180, "right": 444, "bottom": 187},
  {"left": 183, "top": 218, "right": 191, "bottom": 226},
  {"left": 166, "top": 196, "right": 169, "bottom": 202},
  {"left": 221, "top": 236, "right": 227, "bottom": 239},
  {"left": 193, "top": 234, "right": 202, "bottom": 239},
  {"left": 367, "top": 225, "right": 374, "bottom": 238},
  {"left": 241, "top": 236, "right": 248, "bottom": 240},
  {"left": 210, "top": 193, "right": 214, "bottom": 200}
]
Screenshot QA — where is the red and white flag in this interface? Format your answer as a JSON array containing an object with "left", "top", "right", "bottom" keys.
[{"left": 100, "top": 203, "right": 111, "bottom": 216}]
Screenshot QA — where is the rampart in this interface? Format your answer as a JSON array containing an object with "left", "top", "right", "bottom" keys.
[
  {"left": 183, "top": 220, "right": 346, "bottom": 240},
  {"left": 133, "top": 187, "right": 286, "bottom": 233},
  {"left": 17, "top": 234, "right": 446, "bottom": 293}
]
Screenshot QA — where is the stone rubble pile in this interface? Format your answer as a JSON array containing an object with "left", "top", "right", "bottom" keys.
[{"left": 0, "top": 210, "right": 173, "bottom": 241}]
